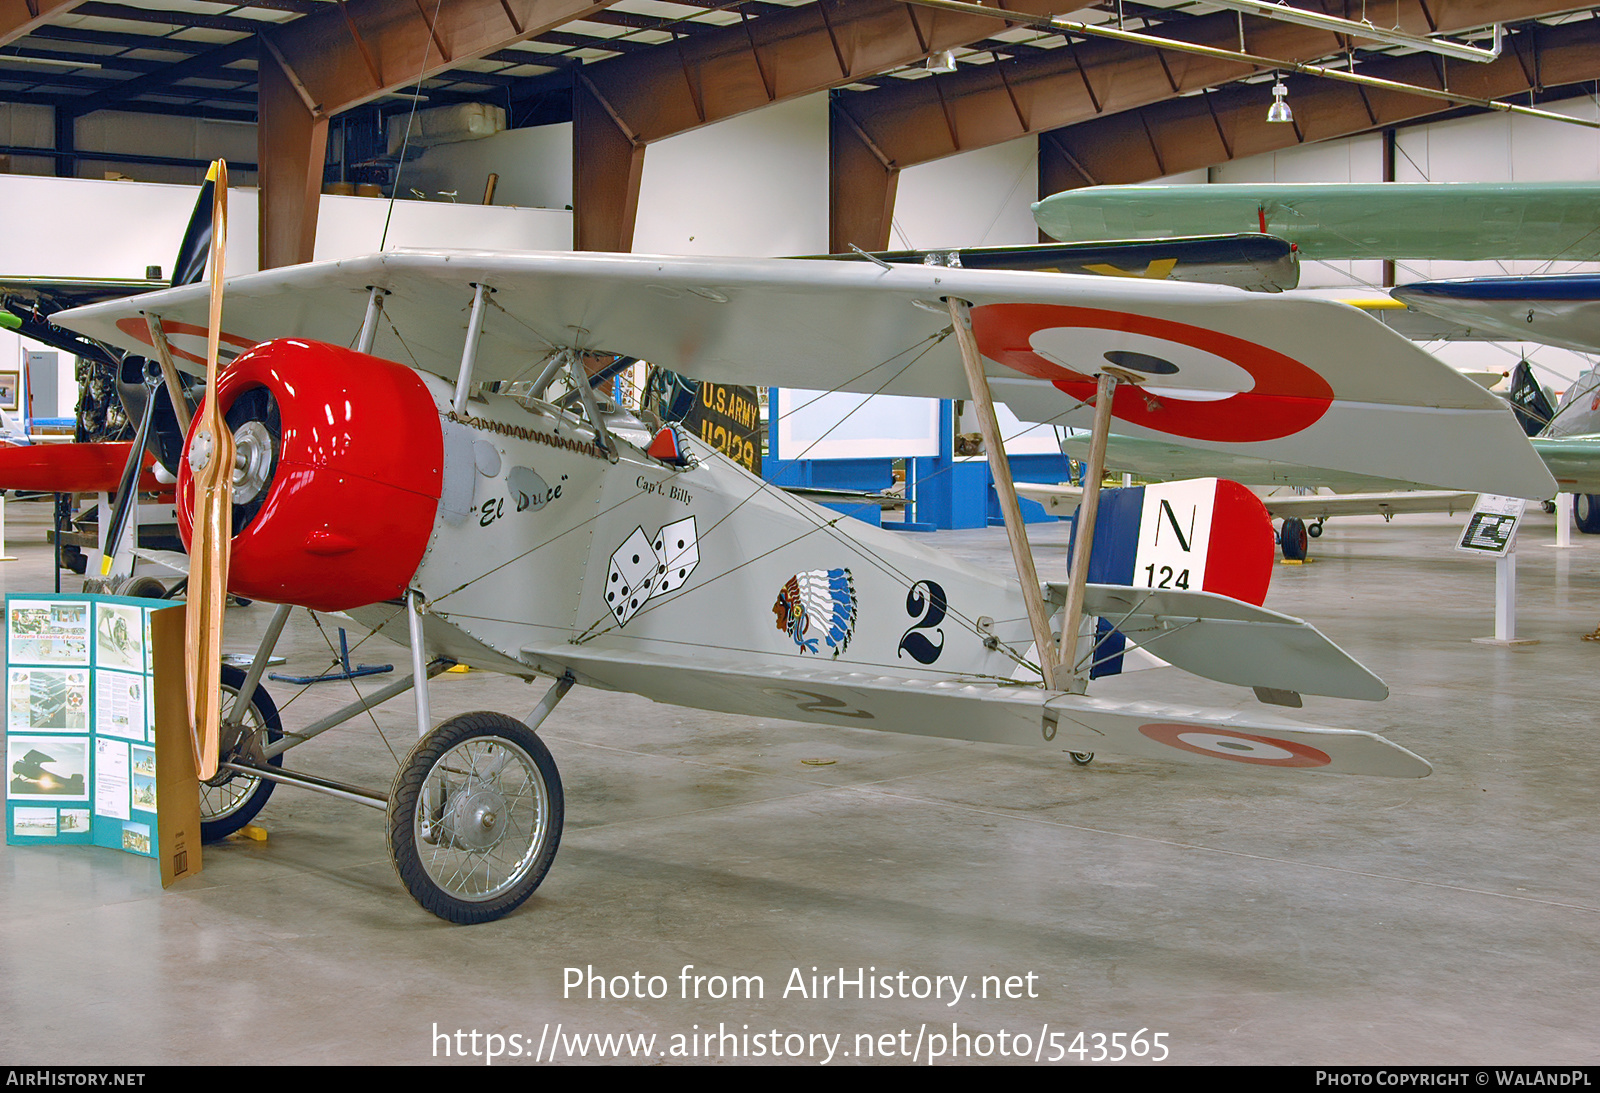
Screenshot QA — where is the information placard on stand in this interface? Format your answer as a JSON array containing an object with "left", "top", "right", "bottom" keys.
[{"left": 5, "top": 594, "right": 200, "bottom": 884}]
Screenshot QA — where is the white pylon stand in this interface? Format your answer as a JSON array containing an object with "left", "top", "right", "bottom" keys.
[
  {"left": 0, "top": 496, "right": 15, "bottom": 561},
  {"left": 1553, "top": 493, "right": 1574, "bottom": 549},
  {"left": 1472, "top": 544, "right": 1539, "bottom": 647}
]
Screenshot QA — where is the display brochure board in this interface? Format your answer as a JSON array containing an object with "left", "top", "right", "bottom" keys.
[
  {"left": 5, "top": 594, "right": 200, "bottom": 886},
  {"left": 1456, "top": 494, "right": 1526, "bottom": 556}
]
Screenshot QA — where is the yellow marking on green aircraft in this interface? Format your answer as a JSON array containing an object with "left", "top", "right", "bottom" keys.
[{"left": 1081, "top": 258, "right": 1179, "bottom": 279}]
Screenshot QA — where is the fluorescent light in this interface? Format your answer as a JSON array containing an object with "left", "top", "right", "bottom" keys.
[{"left": 0, "top": 55, "right": 102, "bottom": 70}]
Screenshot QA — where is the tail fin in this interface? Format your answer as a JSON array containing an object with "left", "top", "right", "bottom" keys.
[{"left": 1507, "top": 360, "right": 1556, "bottom": 437}]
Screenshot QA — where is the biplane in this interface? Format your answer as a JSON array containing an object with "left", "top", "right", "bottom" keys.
[{"left": 45, "top": 170, "right": 1555, "bottom": 924}]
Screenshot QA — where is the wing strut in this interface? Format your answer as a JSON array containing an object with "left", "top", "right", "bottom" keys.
[
  {"left": 946, "top": 296, "right": 1060, "bottom": 690},
  {"left": 1056, "top": 371, "right": 1119, "bottom": 686},
  {"left": 356, "top": 286, "right": 387, "bottom": 354},
  {"left": 143, "top": 313, "right": 192, "bottom": 436},
  {"left": 451, "top": 282, "right": 493, "bottom": 415}
]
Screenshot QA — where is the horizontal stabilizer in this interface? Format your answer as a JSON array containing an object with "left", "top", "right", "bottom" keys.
[
  {"left": 1057, "top": 583, "right": 1389, "bottom": 702},
  {"left": 523, "top": 646, "right": 1425, "bottom": 777}
]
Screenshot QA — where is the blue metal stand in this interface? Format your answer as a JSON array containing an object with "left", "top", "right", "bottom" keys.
[{"left": 270, "top": 628, "right": 394, "bottom": 685}]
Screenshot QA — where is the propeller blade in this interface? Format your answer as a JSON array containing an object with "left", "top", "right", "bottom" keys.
[
  {"left": 98, "top": 377, "right": 161, "bottom": 578},
  {"left": 184, "top": 160, "right": 233, "bottom": 782},
  {"left": 170, "top": 163, "right": 216, "bottom": 288}
]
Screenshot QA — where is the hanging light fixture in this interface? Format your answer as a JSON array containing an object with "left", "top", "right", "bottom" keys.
[
  {"left": 926, "top": 49, "right": 957, "bottom": 73},
  {"left": 1266, "top": 76, "right": 1293, "bottom": 123}
]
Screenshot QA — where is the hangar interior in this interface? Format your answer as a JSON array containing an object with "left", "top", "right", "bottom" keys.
[{"left": 1, "top": 0, "right": 1599, "bottom": 1066}]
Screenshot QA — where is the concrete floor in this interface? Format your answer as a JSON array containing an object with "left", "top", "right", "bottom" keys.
[{"left": 2, "top": 498, "right": 1598, "bottom": 1066}]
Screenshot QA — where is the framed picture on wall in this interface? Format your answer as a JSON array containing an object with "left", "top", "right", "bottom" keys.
[{"left": 0, "top": 370, "right": 19, "bottom": 412}]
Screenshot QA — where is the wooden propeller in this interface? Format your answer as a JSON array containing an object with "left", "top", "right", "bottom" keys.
[{"left": 185, "top": 160, "right": 232, "bottom": 782}]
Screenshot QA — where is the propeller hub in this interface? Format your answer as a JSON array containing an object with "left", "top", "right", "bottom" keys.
[
  {"left": 188, "top": 429, "right": 215, "bottom": 472},
  {"left": 231, "top": 419, "right": 274, "bottom": 504}
]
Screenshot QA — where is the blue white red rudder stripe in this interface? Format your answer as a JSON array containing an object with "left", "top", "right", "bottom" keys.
[{"left": 1071, "top": 477, "right": 1275, "bottom": 678}]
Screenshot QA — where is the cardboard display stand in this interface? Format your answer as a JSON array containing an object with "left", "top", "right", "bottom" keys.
[{"left": 5, "top": 594, "right": 200, "bottom": 886}]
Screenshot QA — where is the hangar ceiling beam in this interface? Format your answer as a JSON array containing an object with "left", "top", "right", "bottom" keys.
[
  {"left": 838, "top": 0, "right": 1587, "bottom": 174},
  {"left": 258, "top": 0, "right": 614, "bottom": 268},
  {"left": 1038, "top": 19, "right": 1600, "bottom": 195},
  {"left": 0, "top": 0, "right": 83, "bottom": 48},
  {"left": 568, "top": 0, "right": 1074, "bottom": 250},
  {"left": 831, "top": 98, "right": 898, "bottom": 251},
  {"left": 71, "top": 37, "right": 256, "bottom": 117}
]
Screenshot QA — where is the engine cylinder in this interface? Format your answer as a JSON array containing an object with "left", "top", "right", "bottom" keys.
[{"left": 177, "top": 339, "right": 444, "bottom": 611}]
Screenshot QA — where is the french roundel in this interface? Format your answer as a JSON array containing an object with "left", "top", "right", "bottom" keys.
[
  {"left": 115, "top": 317, "right": 257, "bottom": 368},
  {"left": 970, "top": 304, "right": 1335, "bottom": 442},
  {"left": 1138, "top": 723, "right": 1331, "bottom": 768}
]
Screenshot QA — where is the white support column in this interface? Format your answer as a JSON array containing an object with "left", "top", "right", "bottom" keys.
[
  {"left": 0, "top": 497, "right": 15, "bottom": 562},
  {"left": 1555, "top": 493, "right": 1574, "bottom": 549},
  {"left": 1473, "top": 544, "right": 1540, "bottom": 647}
]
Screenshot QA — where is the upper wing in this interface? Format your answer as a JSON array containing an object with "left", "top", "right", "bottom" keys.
[
  {"left": 806, "top": 234, "right": 1299, "bottom": 292},
  {"left": 55, "top": 248, "right": 1554, "bottom": 500},
  {"left": 1392, "top": 275, "right": 1600, "bottom": 355},
  {"left": 1035, "top": 183, "right": 1600, "bottom": 261}
]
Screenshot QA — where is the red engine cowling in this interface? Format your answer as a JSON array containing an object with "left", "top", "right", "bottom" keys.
[{"left": 177, "top": 339, "right": 444, "bottom": 612}]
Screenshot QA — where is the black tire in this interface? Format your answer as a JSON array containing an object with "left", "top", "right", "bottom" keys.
[
  {"left": 62, "top": 546, "right": 88, "bottom": 575},
  {"left": 1575, "top": 495, "right": 1600, "bottom": 535},
  {"left": 388, "top": 711, "right": 563, "bottom": 925},
  {"left": 1280, "top": 517, "right": 1309, "bottom": 561},
  {"left": 1069, "top": 751, "right": 1094, "bottom": 766},
  {"left": 1307, "top": 521, "right": 1323, "bottom": 538},
  {"left": 200, "top": 664, "right": 283, "bottom": 842},
  {"left": 119, "top": 575, "right": 169, "bottom": 600}
]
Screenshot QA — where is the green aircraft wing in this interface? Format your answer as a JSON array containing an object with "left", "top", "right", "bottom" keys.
[{"left": 1034, "top": 182, "right": 1600, "bottom": 261}]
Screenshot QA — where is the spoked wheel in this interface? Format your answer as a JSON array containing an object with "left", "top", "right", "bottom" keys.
[
  {"left": 389, "top": 711, "right": 563, "bottom": 924},
  {"left": 200, "top": 664, "right": 283, "bottom": 842},
  {"left": 1070, "top": 751, "right": 1094, "bottom": 766}
]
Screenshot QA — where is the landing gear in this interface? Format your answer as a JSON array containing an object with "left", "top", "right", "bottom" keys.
[
  {"left": 1574, "top": 494, "right": 1600, "bottom": 535},
  {"left": 1280, "top": 517, "right": 1309, "bottom": 561},
  {"left": 1070, "top": 751, "right": 1094, "bottom": 766},
  {"left": 1307, "top": 520, "right": 1324, "bottom": 538},
  {"left": 388, "top": 711, "right": 564, "bottom": 924},
  {"left": 199, "top": 665, "right": 283, "bottom": 842}
]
